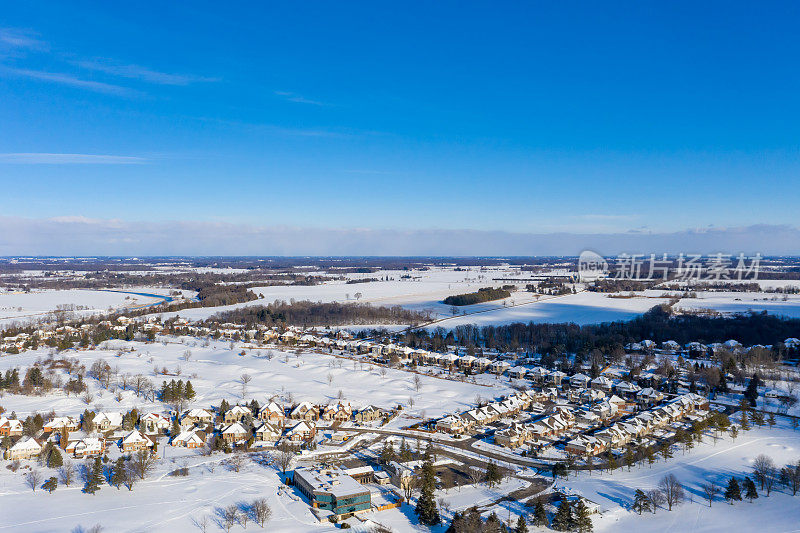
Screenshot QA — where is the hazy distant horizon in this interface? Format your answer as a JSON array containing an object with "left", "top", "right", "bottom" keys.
[{"left": 0, "top": 216, "right": 796, "bottom": 256}]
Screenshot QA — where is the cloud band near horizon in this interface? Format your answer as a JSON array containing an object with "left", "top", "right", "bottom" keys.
[{"left": 0, "top": 217, "right": 797, "bottom": 256}]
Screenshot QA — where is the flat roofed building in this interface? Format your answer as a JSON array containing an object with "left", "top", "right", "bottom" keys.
[{"left": 293, "top": 466, "right": 371, "bottom": 519}]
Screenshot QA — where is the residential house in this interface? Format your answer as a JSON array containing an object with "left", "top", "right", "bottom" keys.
[
  {"left": 254, "top": 421, "right": 281, "bottom": 443},
  {"left": 290, "top": 402, "right": 319, "bottom": 422},
  {"left": 94, "top": 412, "right": 123, "bottom": 432},
  {"left": 140, "top": 412, "right": 171, "bottom": 434},
  {"left": 0, "top": 417, "right": 24, "bottom": 437},
  {"left": 171, "top": 429, "right": 205, "bottom": 448},
  {"left": 181, "top": 408, "right": 214, "bottom": 428},
  {"left": 321, "top": 401, "right": 352, "bottom": 423},
  {"left": 221, "top": 422, "right": 249, "bottom": 444},
  {"left": 65, "top": 437, "right": 105, "bottom": 458},
  {"left": 435, "top": 415, "right": 466, "bottom": 434},
  {"left": 5, "top": 436, "right": 42, "bottom": 460},
  {"left": 43, "top": 416, "right": 80, "bottom": 433},
  {"left": 258, "top": 402, "right": 286, "bottom": 427},
  {"left": 120, "top": 430, "right": 153, "bottom": 452},
  {"left": 354, "top": 405, "right": 383, "bottom": 423},
  {"left": 223, "top": 405, "right": 252, "bottom": 424},
  {"left": 285, "top": 421, "right": 316, "bottom": 443}
]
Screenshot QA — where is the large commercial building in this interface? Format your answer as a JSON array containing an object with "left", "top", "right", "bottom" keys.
[{"left": 293, "top": 466, "right": 371, "bottom": 519}]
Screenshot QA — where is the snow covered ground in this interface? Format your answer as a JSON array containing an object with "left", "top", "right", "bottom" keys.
[
  {"left": 0, "top": 339, "right": 511, "bottom": 421},
  {"left": 426, "top": 292, "right": 666, "bottom": 329},
  {"left": 558, "top": 417, "right": 800, "bottom": 533},
  {"left": 0, "top": 290, "right": 163, "bottom": 328},
  {"left": 0, "top": 445, "right": 331, "bottom": 533},
  {"left": 674, "top": 291, "right": 800, "bottom": 319}
]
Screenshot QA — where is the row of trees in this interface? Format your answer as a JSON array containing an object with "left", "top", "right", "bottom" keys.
[
  {"left": 211, "top": 300, "right": 430, "bottom": 327},
  {"left": 443, "top": 287, "right": 512, "bottom": 306}
]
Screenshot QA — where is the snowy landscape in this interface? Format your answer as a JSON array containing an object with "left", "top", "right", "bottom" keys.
[{"left": 0, "top": 258, "right": 799, "bottom": 533}]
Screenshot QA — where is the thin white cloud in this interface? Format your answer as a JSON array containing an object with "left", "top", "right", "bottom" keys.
[
  {"left": 0, "top": 153, "right": 147, "bottom": 164},
  {"left": 0, "top": 28, "right": 47, "bottom": 50},
  {"left": 73, "top": 59, "right": 218, "bottom": 86},
  {"left": 1, "top": 67, "right": 137, "bottom": 95},
  {"left": 274, "top": 91, "right": 326, "bottom": 106}
]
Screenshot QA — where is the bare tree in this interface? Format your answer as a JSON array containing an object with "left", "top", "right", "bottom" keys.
[
  {"left": 130, "top": 450, "right": 158, "bottom": 480},
  {"left": 408, "top": 396, "right": 414, "bottom": 409},
  {"left": 252, "top": 498, "right": 272, "bottom": 527},
  {"left": 59, "top": 461, "right": 75, "bottom": 486},
  {"left": 26, "top": 469, "right": 42, "bottom": 492},
  {"left": 659, "top": 473, "right": 684, "bottom": 510},
  {"left": 468, "top": 466, "right": 483, "bottom": 486},
  {"left": 413, "top": 374, "right": 422, "bottom": 392},
  {"left": 781, "top": 461, "right": 800, "bottom": 496},
  {"left": 437, "top": 498, "right": 451, "bottom": 516},
  {"left": 191, "top": 515, "right": 209, "bottom": 533},
  {"left": 222, "top": 505, "right": 239, "bottom": 533},
  {"left": 646, "top": 489, "right": 664, "bottom": 513},
  {"left": 240, "top": 373, "right": 252, "bottom": 398},
  {"left": 753, "top": 454, "right": 777, "bottom": 495},
  {"left": 380, "top": 367, "right": 387, "bottom": 379},
  {"left": 327, "top": 372, "right": 334, "bottom": 385},
  {"left": 274, "top": 443, "right": 294, "bottom": 475},
  {"left": 228, "top": 453, "right": 246, "bottom": 473},
  {"left": 182, "top": 350, "right": 192, "bottom": 362},
  {"left": 701, "top": 481, "right": 719, "bottom": 507}
]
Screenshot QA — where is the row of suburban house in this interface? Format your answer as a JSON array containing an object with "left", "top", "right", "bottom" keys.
[{"left": 565, "top": 393, "right": 710, "bottom": 456}]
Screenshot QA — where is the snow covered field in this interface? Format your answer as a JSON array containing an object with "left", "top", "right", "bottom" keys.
[
  {"left": 0, "top": 290, "right": 163, "bottom": 328},
  {"left": 558, "top": 418, "right": 800, "bottom": 533},
  {"left": 0, "top": 339, "right": 510, "bottom": 421},
  {"left": 674, "top": 291, "right": 800, "bottom": 319},
  {"left": 0, "top": 443, "right": 327, "bottom": 533}
]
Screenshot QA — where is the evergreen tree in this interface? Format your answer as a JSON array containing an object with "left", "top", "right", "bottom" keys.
[
  {"left": 414, "top": 460, "right": 441, "bottom": 526},
  {"left": 552, "top": 462, "right": 568, "bottom": 480},
  {"left": 111, "top": 457, "right": 127, "bottom": 489},
  {"left": 486, "top": 461, "right": 501, "bottom": 488},
  {"left": 744, "top": 477, "right": 759, "bottom": 502},
  {"left": 744, "top": 373, "right": 761, "bottom": 407},
  {"left": 47, "top": 446, "right": 63, "bottom": 468},
  {"left": 533, "top": 500, "right": 548, "bottom": 527},
  {"left": 84, "top": 457, "right": 103, "bottom": 495},
  {"left": 740, "top": 411, "right": 751, "bottom": 431},
  {"left": 573, "top": 500, "right": 593, "bottom": 533},
  {"left": 632, "top": 489, "right": 651, "bottom": 515},
  {"left": 43, "top": 476, "right": 57, "bottom": 493},
  {"left": 724, "top": 477, "right": 742, "bottom": 503},
  {"left": 551, "top": 498, "right": 572, "bottom": 531},
  {"left": 399, "top": 438, "right": 412, "bottom": 462},
  {"left": 380, "top": 440, "right": 395, "bottom": 465},
  {"left": 515, "top": 514, "right": 529, "bottom": 533}
]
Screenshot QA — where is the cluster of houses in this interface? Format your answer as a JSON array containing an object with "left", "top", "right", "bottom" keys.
[
  {"left": 192, "top": 399, "right": 394, "bottom": 449},
  {"left": 1, "top": 396, "right": 396, "bottom": 461},
  {"left": 430, "top": 365, "right": 711, "bottom": 459},
  {"left": 565, "top": 393, "right": 710, "bottom": 456},
  {"left": 2, "top": 412, "right": 158, "bottom": 460}
]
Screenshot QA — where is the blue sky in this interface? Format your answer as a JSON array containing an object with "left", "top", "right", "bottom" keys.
[{"left": 1, "top": 2, "right": 799, "bottom": 253}]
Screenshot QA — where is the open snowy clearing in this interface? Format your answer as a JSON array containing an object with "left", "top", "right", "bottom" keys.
[
  {"left": 0, "top": 339, "right": 511, "bottom": 420},
  {"left": 0, "top": 444, "right": 333, "bottom": 533},
  {"left": 674, "top": 291, "right": 800, "bottom": 319},
  {"left": 0, "top": 290, "right": 163, "bottom": 328},
  {"left": 558, "top": 418, "right": 800, "bottom": 533}
]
